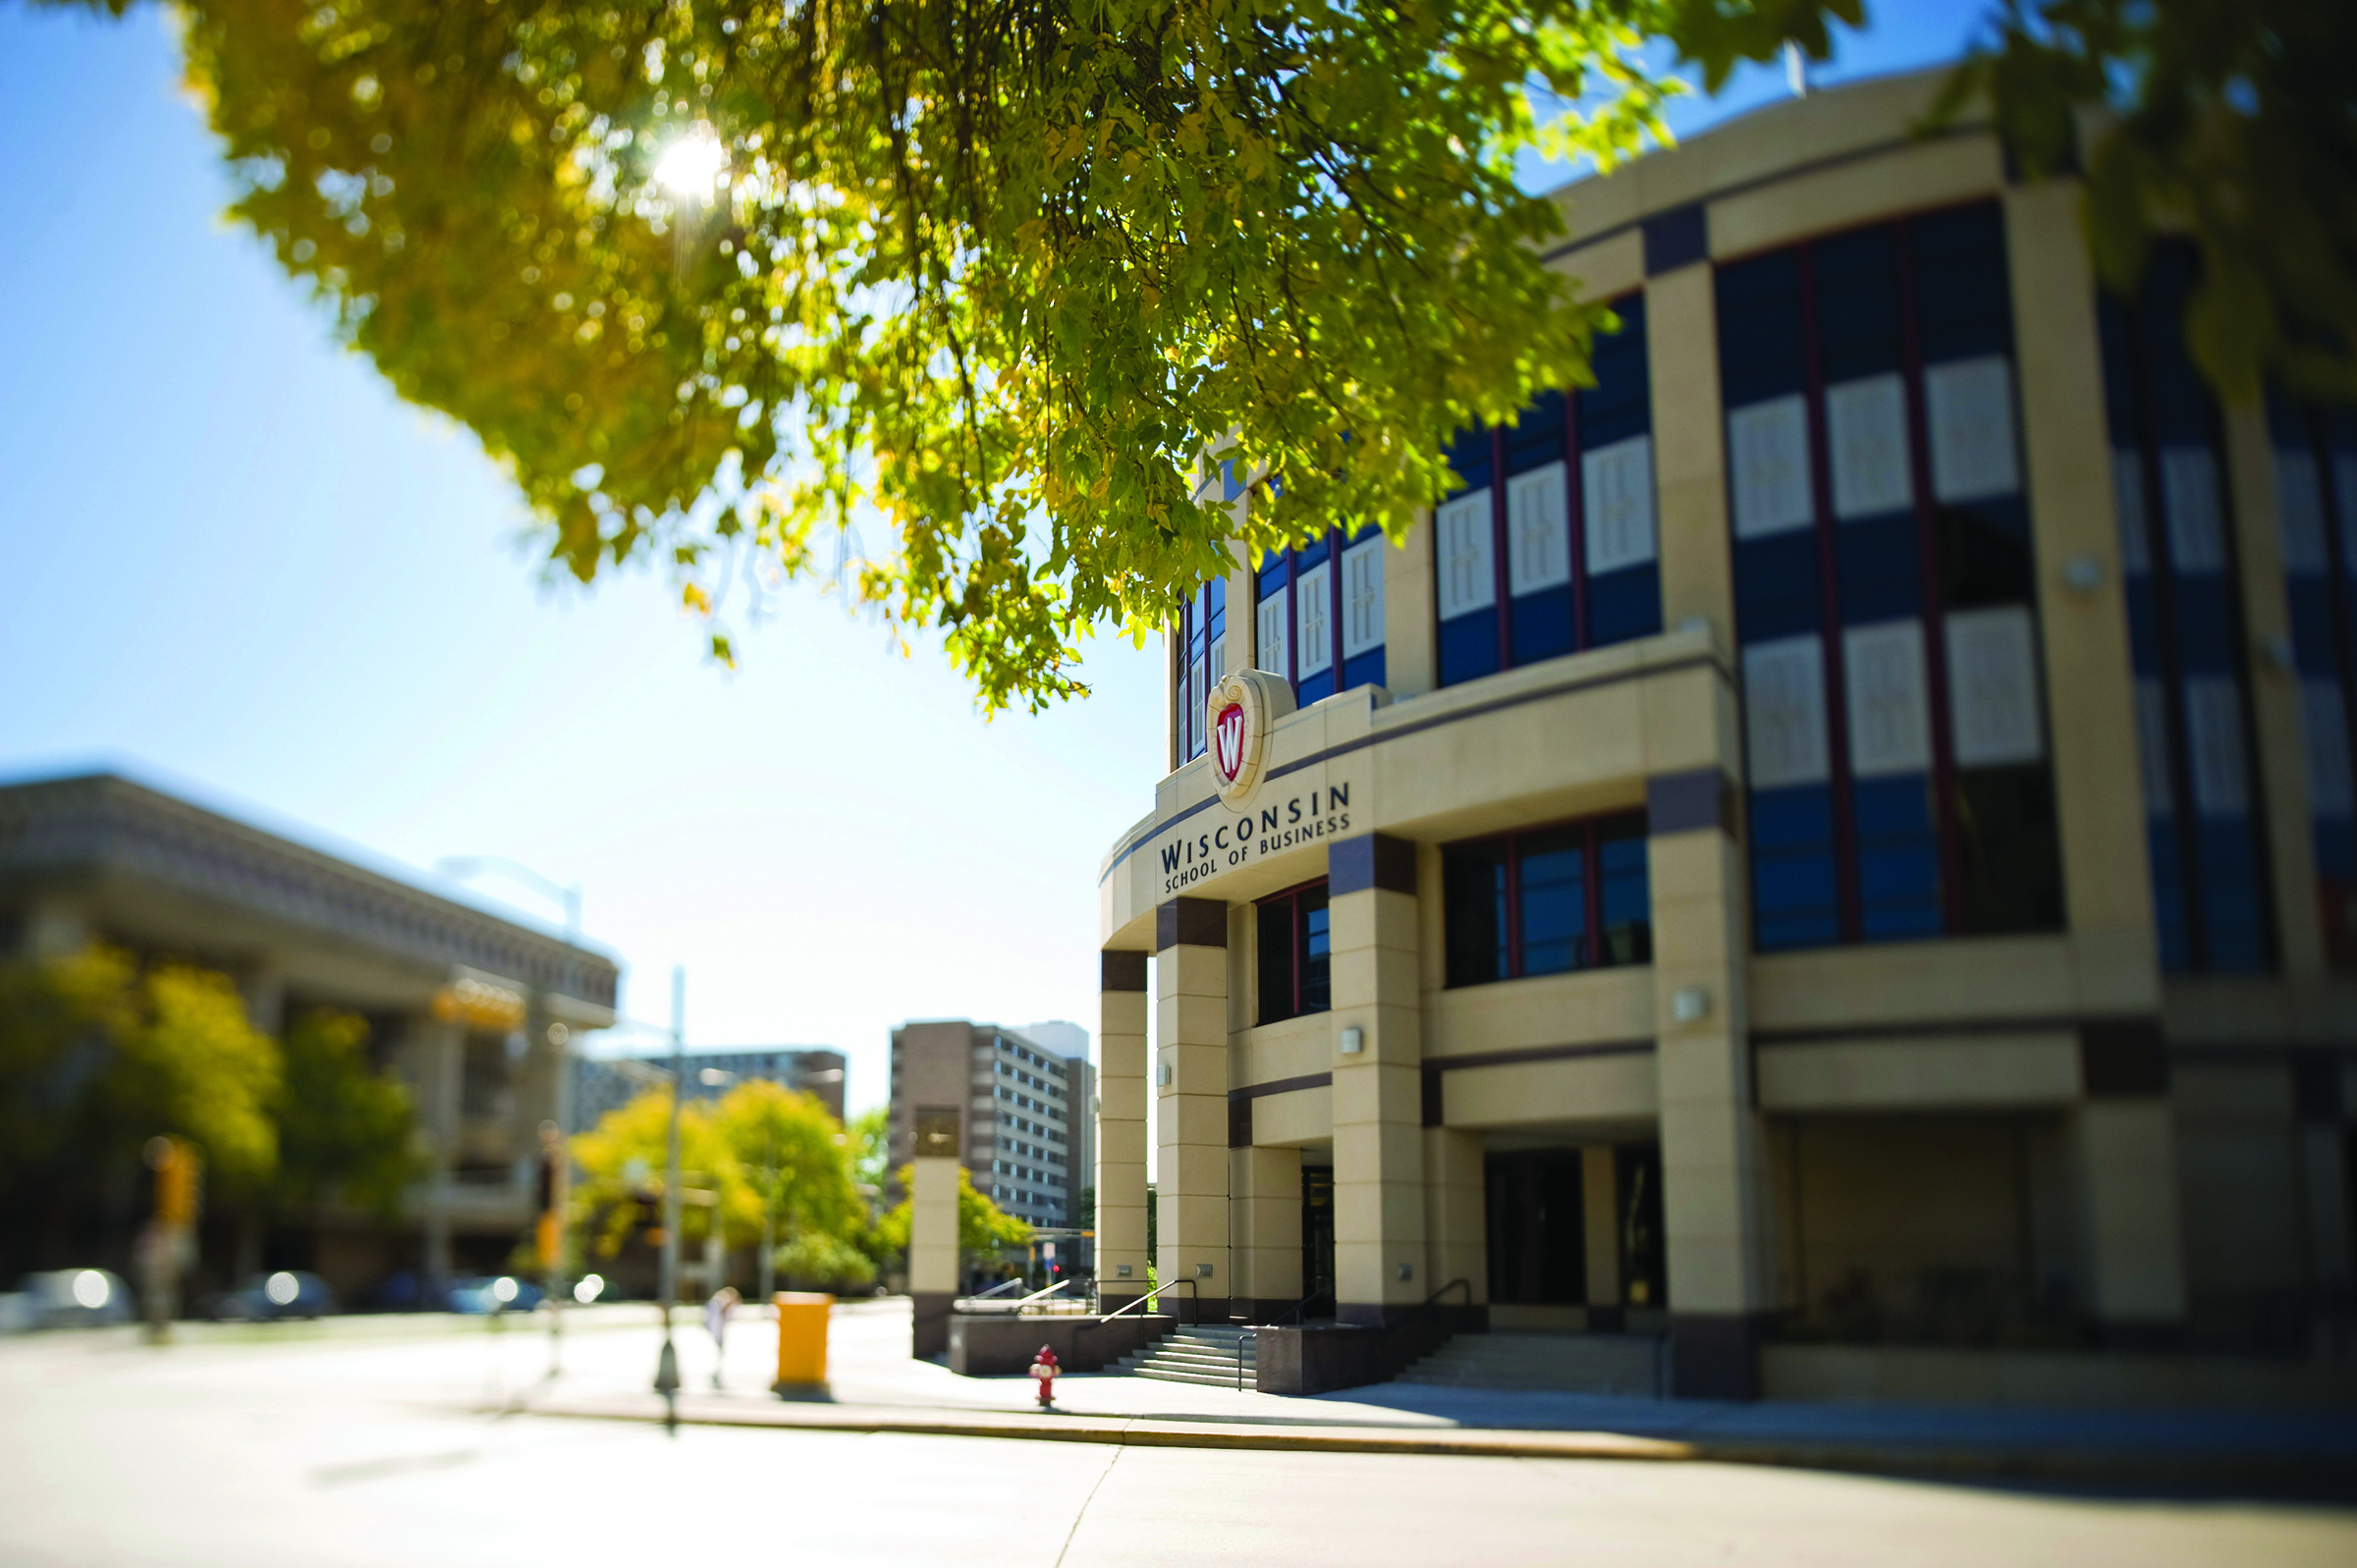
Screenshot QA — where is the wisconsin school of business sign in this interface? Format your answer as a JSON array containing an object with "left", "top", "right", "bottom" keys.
[{"left": 1155, "top": 668, "right": 1350, "bottom": 894}]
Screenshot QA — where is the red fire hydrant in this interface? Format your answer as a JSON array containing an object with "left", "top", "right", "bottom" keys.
[{"left": 1028, "top": 1345, "right": 1061, "bottom": 1409}]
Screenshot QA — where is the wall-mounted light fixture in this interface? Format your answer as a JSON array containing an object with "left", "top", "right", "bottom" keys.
[
  {"left": 2061, "top": 555, "right": 2107, "bottom": 595},
  {"left": 1672, "top": 985, "right": 1712, "bottom": 1024},
  {"left": 1397, "top": 1262, "right": 1414, "bottom": 1282},
  {"left": 1340, "top": 1026, "right": 1365, "bottom": 1055},
  {"left": 1195, "top": 1263, "right": 1215, "bottom": 1278},
  {"left": 1157, "top": 1061, "right": 1173, "bottom": 1087}
]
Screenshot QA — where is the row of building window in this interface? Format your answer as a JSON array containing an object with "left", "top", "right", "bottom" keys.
[
  {"left": 1437, "top": 294, "right": 1662, "bottom": 684},
  {"left": 2269, "top": 393, "right": 2357, "bottom": 970},
  {"left": 1722, "top": 201, "right": 2063, "bottom": 952},
  {"left": 1252, "top": 811, "right": 1657, "bottom": 1021},
  {"left": 1443, "top": 813, "right": 1653, "bottom": 986},
  {"left": 990, "top": 1159, "right": 1063, "bottom": 1189},
  {"left": 1182, "top": 199, "right": 2344, "bottom": 974}
]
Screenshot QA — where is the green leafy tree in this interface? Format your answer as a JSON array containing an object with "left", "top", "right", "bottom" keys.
[
  {"left": 569, "top": 1080, "right": 869, "bottom": 1286},
  {"left": 74, "top": 954, "right": 281, "bottom": 1194},
  {"left": 0, "top": 947, "right": 281, "bottom": 1279},
  {"left": 1933, "top": 0, "right": 2356, "bottom": 405},
  {"left": 710, "top": 1078, "right": 864, "bottom": 1293},
  {"left": 267, "top": 1008, "right": 420, "bottom": 1220},
  {"left": 847, "top": 1105, "right": 890, "bottom": 1193},
  {"left": 876, "top": 1162, "right": 1032, "bottom": 1267},
  {"left": 50, "top": 0, "right": 2351, "bottom": 702},
  {"left": 569, "top": 1087, "right": 734, "bottom": 1259}
]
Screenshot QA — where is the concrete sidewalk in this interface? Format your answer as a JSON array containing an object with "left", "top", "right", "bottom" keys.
[{"left": 488, "top": 1299, "right": 2357, "bottom": 1493}]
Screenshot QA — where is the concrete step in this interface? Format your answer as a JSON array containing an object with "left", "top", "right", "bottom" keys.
[
  {"left": 1131, "top": 1365, "right": 1257, "bottom": 1387},
  {"left": 1397, "top": 1332, "right": 1661, "bottom": 1396}
]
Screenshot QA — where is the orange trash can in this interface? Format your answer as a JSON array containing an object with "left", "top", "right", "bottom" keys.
[{"left": 773, "top": 1292, "right": 833, "bottom": 1390}]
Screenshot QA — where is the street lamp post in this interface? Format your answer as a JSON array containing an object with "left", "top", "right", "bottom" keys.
[
  {"left": 655, "top": 965, "right": 685, "bottom": 1427},
  {"left": 435, "top": 853, "right": 586, "bottom": 1379}
]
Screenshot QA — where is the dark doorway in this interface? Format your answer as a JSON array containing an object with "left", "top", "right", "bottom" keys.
[
  {"left": 1485, "top": 1151, "right": 1587, "bottom": 1305},
  {"left": 1300, "top": 1164, "right": 1336, "bottom": 1315},
  {"left": 1617, "top": 1144, "right": 1668, "bottom": 1309}
]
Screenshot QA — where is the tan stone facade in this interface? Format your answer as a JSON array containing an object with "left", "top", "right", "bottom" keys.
[{"left": 1096, "top": 70, "right": 2357, "bottom": 1400}]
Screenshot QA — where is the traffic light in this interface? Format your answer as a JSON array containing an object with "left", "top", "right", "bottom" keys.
[{"left": 147, "top": 1136, "right": 201, "bottom": 1228}]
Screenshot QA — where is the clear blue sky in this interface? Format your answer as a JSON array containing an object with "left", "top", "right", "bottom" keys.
[{"left": 0, "top": 2, "right": 1984, "bottom": 1115}]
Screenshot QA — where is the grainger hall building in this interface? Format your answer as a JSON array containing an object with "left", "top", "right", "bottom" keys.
[{"left": 1090, "top": 69, "right": 2357, "bottom": 1402}]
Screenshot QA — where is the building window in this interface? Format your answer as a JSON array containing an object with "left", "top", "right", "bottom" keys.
[
  {"left": 1254, "top": 523, "right": 1387, "bottom": 707},
  {"left": 2269, "top": 389, "right": 2357, "bottom": 969},
  {"left": 1256, "top": 880, "right": 1332, "bottom": 1024},
  {"left": 1443, "top": 812, "right": 1651, "bottom": 987},
  {"left": 2098, "top": 247, "right": 2275, "bottom": 974},
  {"left": 1437, "top": 294, "right": 1661, "bottom": 689},
  {"left": 1173, "top": 577, "right": 1228, "bottom": 765},
  {"left": 1718, "top": 201, "right": 2064, "bottom": 953}
]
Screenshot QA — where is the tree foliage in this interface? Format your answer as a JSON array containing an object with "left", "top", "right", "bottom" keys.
[
  {"left": 0, "top": 951, "right": 420, "bottom": 1223},
  {"left": 875, "top": 1162, "right": 1033, "bottom": 1259},
  {"left": 1934, "top": 0, "right": 2356, "bottom": 404},
  {"left": 52, "top": 0, "right": 2352, "bottom": 702},
  {"left": 270, "top": 1007, "right": 421, "bottom": 1219},
  {"left": 0, "top": 948, "right": 281, "bottom": 1196},
  {"left": 569, "top": 1079, "right": 865, "bottom": 1263}
]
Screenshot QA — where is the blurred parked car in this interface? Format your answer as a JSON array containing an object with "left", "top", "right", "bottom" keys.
[
  {"left": 208, "top": 1271, "right": 336, "bottom": 1322},
  {"left": 2, "top": 1270, "right": 136, "bottom": 1330},
  {"left": 443, "top": 1275, "right": 542, "bottom": 1315}
]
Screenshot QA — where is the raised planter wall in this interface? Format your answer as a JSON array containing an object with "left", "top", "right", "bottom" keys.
[{"left": 947, "top": 1313, "right": 1177, "bottom": 1377}]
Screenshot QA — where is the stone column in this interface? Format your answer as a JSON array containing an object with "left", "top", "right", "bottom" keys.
[
  {"left": 908, "top": 1112, "right": 962, "bottom": 1358},
  {"left": 1327, "top": 834, "right": 1426, "bottom": 1325},
  {"left": 2075, "top": 1027, "right": 2189, "bottom": 1336},
  {"left": 1231, "top": 1143, "right": 1303, "bottom": 1323},
  {"left": 1647, "top": 769, "right": 1771, "bottom": 1397},
  {"left": 2002, "top": 179, "right": 2167, "bottom": 1001},
  {"left": 1096, "top": 949, "right": 1151, "bottom": 1312},
  {"left": 1421, "top": 1127, "right": 1486, "bottom": 1323},
  {"left": 1582, "top": 1145, "right": 1624, "bottom": 1329},
  {"left": 2221, "top": 397, "right": 2328, "bottom": 975},
  {"left": 1156, "top": 897, "right": 1231, "bottom": 1322},
  {"left": 1646, "top": 245, "right": 1737, "bottom": 646},
  {"left": 2295, "top": 1060, "right": 2355, "bottom": 1342},
  {"left": 420, "top": 1019, "right": 462, "bottom": 1296}
]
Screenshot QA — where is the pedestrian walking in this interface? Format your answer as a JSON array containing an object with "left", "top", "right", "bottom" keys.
[{"left": 704, "top": 1285, "right": 740, "bottom": 1389}]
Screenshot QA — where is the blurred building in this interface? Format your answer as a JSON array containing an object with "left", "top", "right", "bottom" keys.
[
  {"left": 572, "top": 1053, "right": 673, "bottom": 1132},
  {"left": 0, "top": 771, "right": 619, "bottom": 1302},
  {"left": 1096, "top": 68, "right": 2357, "bottom": 1404},
  {"left": 576, "top": 1046, "right": 847, "bottom": 1126},
  {"left": 888, "top": 1020, "right": 1093, "bottom": 1232}
]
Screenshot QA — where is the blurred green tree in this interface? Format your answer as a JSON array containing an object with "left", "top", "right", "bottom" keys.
[
  {"left": 47, "top": 0, "right": 2350, "bottom": 701},
  {"left": 568, "top": 1079, "right": 870, "bottom": 1288},
  {"left": 0, "top": 948, "right": 281, "bottom": 1196},
  {"left": 266, "top": 1008, "right": 420, "bottom": 1220},
  {"left": 711, "top": 1078, "right": 863, "bottom": 1295},
  {"left": 875, "top": 1162, "right": 1033, "bottom": 1268},
  {"left": 847, "top": 1105, "right": 890, "bottom": 1193}
]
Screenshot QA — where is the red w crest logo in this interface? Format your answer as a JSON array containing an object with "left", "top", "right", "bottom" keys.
[{"left": 1213, "top": 702, "right": 1247, "bottom": 783}]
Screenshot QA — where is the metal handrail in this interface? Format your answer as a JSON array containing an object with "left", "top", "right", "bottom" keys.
[
  {"left": 959, "top": 1278, "right": 1026, "bottom": 1304},
  {"left": 1380, "top": 1276, "right": 1473, "bottom": 1376},
  {"left": 1258, "top": 1286, "right": 1334, "bottom": 1329},
  {"left": 1087, "top": 1275, "right": 1199, "bottom": 1326}
]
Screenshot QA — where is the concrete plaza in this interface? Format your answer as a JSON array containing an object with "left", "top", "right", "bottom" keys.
[{"left": 0, "top": 1300, "right": 2352, "bottom": 1567}]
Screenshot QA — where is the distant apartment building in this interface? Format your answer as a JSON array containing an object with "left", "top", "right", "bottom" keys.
[
  {"left": 888, "top": 1019, "right": 1095, "bottom": 1231},
  {"left": 0, "top": 771, "right": 620, "bottom": 1300},
  {"left": 572, "top": 1053, "right": 673, "bottom": 1131}
]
